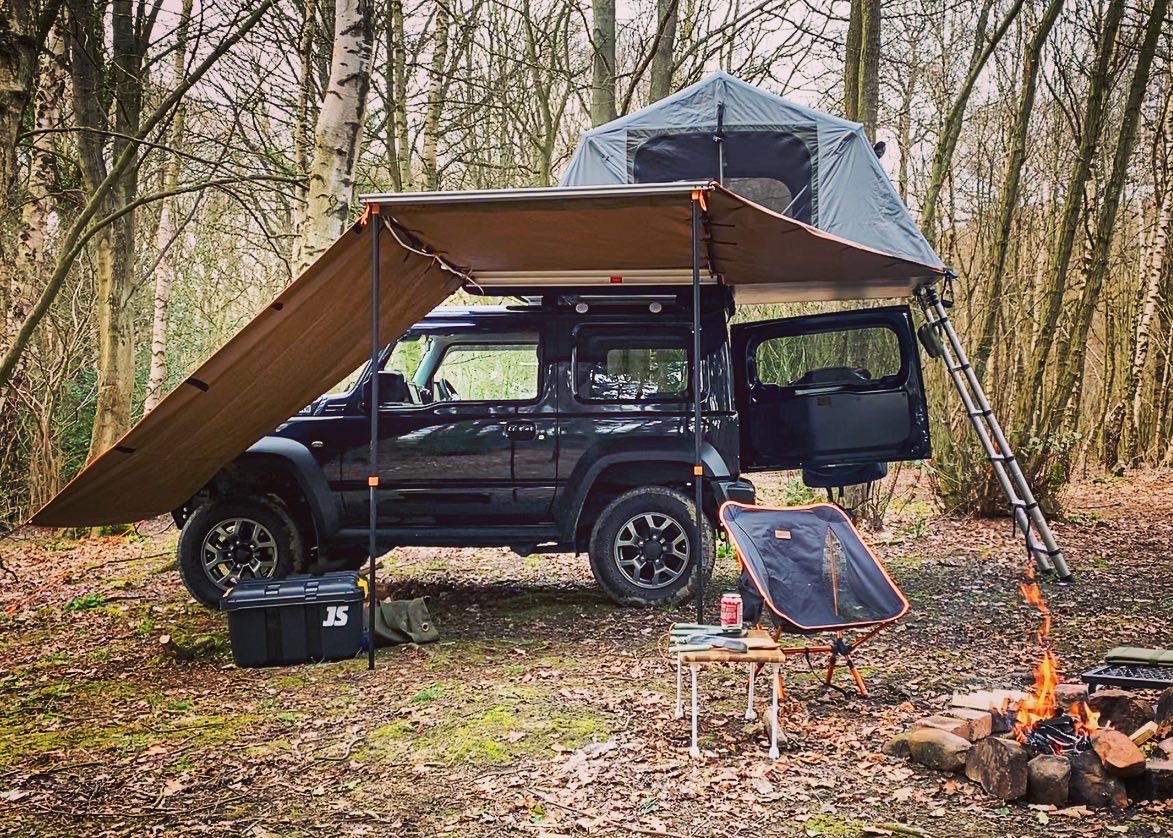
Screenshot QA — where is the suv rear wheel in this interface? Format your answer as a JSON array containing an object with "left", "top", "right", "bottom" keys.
[
  {"left": 177, "top": 497, "right": 302, "bottom": 608},
  {"left": 589, "top": 486, "right": 713, "bottom": 607}
]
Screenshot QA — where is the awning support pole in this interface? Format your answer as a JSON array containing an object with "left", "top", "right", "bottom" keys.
[
  {"left": 691, "top": 193, "right": 704, "bottom": 625},
  {"left": 368, "top": 206, "right": 382, "bottom": 670},
  {"left": 915, "top": 284, "right": 1072, "bottom": 582}
]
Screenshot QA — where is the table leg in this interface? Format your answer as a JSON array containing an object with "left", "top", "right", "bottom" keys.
[
  {"left": 744, "top": 662, "right": 757, "bottom": 720},
  {"left": 689, "top": 663, "right": 701, "bottom": 759},
  {"left": 768, "top": 664, "right": 780, "bottom": 759},
  {"left": 674, "top": 655, "right": 684, "bottom": 719}
]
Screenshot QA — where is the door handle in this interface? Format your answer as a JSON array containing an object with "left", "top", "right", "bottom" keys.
[{"left": 504, "top": 421, "right": 537, "bottom": 441}]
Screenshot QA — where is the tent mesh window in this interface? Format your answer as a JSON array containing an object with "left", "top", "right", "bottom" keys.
[{"left": 629, "top": 129, "right": 818, "bottom": 223}]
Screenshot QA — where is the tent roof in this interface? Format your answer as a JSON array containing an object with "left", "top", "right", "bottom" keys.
[
  {"left": 560, "top": 72, "right": 943, "bottom": 271},
  {"left": 32, "top": 181, "right": 943, "bottom": 528}
]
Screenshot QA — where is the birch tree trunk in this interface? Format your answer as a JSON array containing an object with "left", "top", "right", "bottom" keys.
[
  {"left": 591, "top": 0, "right": 616, "bottom": 126},
  {"left": 390, "top": 0, "right": 411, "bottom": 190},
  {"left": 293, "top": 0, "right": 373, "bottom": 274},
  {"left": 143, "top": 0, "right": 193, "bottom": 413},
  {"left": 421, "top": 0, "right": 449, "bottom": 190},
  {"left": 294, "top": 0, "right": 318, "bottom": 204},
  {"left": 649, "top": 0, "right": 678, "bottom": 103},
  {"left": 1120, "top": 70, "right": 1172, "bottom": 465}
]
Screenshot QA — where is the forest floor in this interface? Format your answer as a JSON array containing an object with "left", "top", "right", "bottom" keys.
[{"left": 1, "top": 470, "right": 1172, "bottom": 837}]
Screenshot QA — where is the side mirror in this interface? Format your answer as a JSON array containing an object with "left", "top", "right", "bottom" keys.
[{"left": 362, "top": 371, "right": 409, "bottom": 410}]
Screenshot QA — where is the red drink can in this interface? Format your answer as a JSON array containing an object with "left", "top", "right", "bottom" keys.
[{"left": 720, "top": 592, "right": 743, "bottom": 627}]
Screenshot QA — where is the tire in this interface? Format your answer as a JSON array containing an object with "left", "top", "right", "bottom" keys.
[
  {"left": 177, "top": 497, "right": 302, "bottom": 609},
  {"left": 588, "top": 486, "right": 714, "bottom": 607}
]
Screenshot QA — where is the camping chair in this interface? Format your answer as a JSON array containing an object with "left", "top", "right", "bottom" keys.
[{"left": 718, "top": 501, "right": 909, "bottom": 698}]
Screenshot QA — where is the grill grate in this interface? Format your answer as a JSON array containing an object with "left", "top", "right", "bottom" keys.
[{"left": 1081, "top": 664, "right": 1173, "bottom": 692}]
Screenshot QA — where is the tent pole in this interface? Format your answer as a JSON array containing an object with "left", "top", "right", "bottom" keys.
[
  {"left": 715, "top": 103, "right": 726, "bottom": 186},
  {"left": 691, "top": 193, "right": 704, "bottom": 625},
  {"left": 367, "top": 206, "right": 382, "bottom": 670}
]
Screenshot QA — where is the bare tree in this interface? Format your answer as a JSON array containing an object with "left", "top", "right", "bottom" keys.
[{"left": 293, "top": 0, "right": 374, "bottom": 272}]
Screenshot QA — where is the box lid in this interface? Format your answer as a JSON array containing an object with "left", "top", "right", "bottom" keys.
[{"left": 223, "top": 572, "right": 363, "bottom": 610}]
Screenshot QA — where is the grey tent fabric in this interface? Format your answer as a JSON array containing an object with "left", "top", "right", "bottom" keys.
[{"left": 561, "top": 72, "right": 943, "bottom": 272}]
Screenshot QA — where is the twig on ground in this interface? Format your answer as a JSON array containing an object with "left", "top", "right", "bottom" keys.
[
  {"left": 312, "top": 732, "right": 365, "bottom": 762},
  {"left": 866, "top": 824, "right": 931, "bottom": 837},
  {"left": 532, "top": 791, "right": 688, "bottom": 838}
]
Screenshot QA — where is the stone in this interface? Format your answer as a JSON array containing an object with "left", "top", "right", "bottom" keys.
[
  {"left": 1055, "top": 682, "right": 1090, "bottom": 711},
  {"left": 907, "top": 728, "right": 972, "bottom": 773},
  {"left": 946, "top": 708, "right": 994, "bottom": 741},
  {"left": 1158, "top": 737, "right": 1173, "bottom": 759},
  {"left": 1027, "top": 754, "right": 1071, "bottom": 806},
  {"left": 1091, "top": 729, "right": 1146, "bottom": 777},
  {"left": 1068, "top": 750, "right": 1129, "bottom": 808},
  {"left": 913, "top": 714, "right": 972, "bottom": 741},
  {"left": 1158, "top": 687, "right": 1173, "bottom": 735},
  {"left": 882, "top": 730, "right": 914, "bottom": 758},
  {"left": 1150, "top": 759, "right": 1173, "bottom": 800},
  {"left": 964, "top": 737, "right": 1029, "bottom": 800},
  {"left": 1088, "top": 689, "right": 1155, "bottom": 736}
]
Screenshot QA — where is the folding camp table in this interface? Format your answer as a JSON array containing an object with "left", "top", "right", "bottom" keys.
[{"left": 674, "top": 628, "right": 784, "bottom": 759}]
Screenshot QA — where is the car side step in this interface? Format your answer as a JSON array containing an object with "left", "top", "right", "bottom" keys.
[{"left": 335, "top": 525, "right": 562, "bottom": 548}]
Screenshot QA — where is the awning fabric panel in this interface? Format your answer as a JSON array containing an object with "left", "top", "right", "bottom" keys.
[{"left": 31, "top": 222, "right": 460, "bottom": 526}]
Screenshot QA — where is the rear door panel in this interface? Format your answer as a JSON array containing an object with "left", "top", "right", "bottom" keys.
[{"left": 731, "top": 305, "right": 931, "bottom": 471}]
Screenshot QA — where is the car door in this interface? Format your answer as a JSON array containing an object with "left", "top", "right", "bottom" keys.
[
  {"left": 338, "top": 327, "right": 559, "bottom": 526},
  {"left": 730, "top": 305, "right": 931, "bottom": 471}
]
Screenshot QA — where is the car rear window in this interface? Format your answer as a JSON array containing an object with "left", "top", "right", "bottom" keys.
[{"left": 575, "top": 328, "right": 689, "bottom": 402}]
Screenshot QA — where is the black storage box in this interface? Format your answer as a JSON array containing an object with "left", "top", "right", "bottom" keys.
[{"left": 224, "top": 572, "right": 364, "bottom": 667}]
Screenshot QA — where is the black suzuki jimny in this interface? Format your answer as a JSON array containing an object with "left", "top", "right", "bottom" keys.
[{"left": 173, "top": 287, "right": 931, "bottom": 608}]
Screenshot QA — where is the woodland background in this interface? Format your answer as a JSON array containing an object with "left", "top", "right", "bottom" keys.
[{"left": 1, "top": 0, "right": 1171, "bottom": 530}]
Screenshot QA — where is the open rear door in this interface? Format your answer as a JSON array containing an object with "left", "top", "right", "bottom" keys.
[{"left": 731, "top": 305, "right": 931, "bottom": 472}]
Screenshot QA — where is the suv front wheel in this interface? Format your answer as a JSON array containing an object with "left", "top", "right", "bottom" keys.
[
  {"left": 589, "top": 486, "right": 714, "bottom": 607},
  {"left": 177, "top": 497, "right": 302, "bottom": 608}
]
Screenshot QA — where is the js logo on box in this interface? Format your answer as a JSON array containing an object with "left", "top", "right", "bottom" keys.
[{"left": 322, "top": 605, "right": 349, "bottom": 627}]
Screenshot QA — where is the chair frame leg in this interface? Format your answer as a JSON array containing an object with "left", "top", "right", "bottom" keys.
[{"left": 745, "top": 662, "right": 757, "bottom": 720}]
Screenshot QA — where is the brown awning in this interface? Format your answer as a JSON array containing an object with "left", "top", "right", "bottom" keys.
[{"left": 31, "top": 182, "right": 944, "bottom": 527}]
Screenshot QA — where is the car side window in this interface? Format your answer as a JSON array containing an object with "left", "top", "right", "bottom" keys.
[
  {"left": 753, "top": 326, "right": 903, "bottom": 388},
  {"left": 575, "top": 328, "right": 689, "bottom": 402},
  {"left": 429, "top": 337, "right": 540, "bottom": 402}
]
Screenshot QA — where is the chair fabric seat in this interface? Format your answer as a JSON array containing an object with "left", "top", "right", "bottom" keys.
[{"left": 719, "top": 502, "right": 909, "bottom": 633}]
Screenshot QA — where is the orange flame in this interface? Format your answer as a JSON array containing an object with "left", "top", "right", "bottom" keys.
[{"left": 1012, "top": 563, "right": 1099, "bottom": 744}]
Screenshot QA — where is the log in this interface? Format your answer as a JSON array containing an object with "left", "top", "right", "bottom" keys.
[
  {"left": 1088, "top": 689, "right": 1155, "bottom": 736},
  {"left": 1068, "top": 751, "right": 1129, "bottom": 808},
  {"left": 946, "top": 708, "right": 993, "bottom": 741},
  {"left": 964, "top": 737, "right": 1028, "bottom": 800},
  {"left": 1130, "top": 721, "right": 1158, "bottom": 746},
  {"left": 1092, "top": 729, "right": 1146, "bottom": 777},
  {"left": 907, "top": 728, "right": 971, "bottom": 773},
  {"left": 1027, "top": 754, "right": 1070, "bottom": 806}
]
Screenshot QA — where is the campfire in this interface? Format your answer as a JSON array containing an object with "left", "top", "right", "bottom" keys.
[{"left": 1011, "top": 565, "right": 1100, "bottom": 755}]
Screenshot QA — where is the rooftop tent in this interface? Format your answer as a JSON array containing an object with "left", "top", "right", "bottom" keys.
[
  {"left": 561, "top": 72, "right": 943, "bottom": 272},
  {"left": 30, "top": 182, "right": 944, "bottom": 528}
]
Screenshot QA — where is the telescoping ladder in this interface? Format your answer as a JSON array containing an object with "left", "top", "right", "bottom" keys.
[{"left": 914, "top": 284, "right": 1073, "bottom": 582}]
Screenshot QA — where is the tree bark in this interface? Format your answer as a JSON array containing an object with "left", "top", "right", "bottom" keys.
[
  {"left": 843, "top": 0, "right": 861, "bottom": 121},
  {"left": 1043, "top": 0, "right": 1168, "bottom": 439},
  {"left": 293, "top": 0, "right": 373, "bottom": 273},
  {"left": 856, "top": 0, "right": 880, "bottom": 139},
  {"left": 591, "top": 0, "right": 616, "bottom": 125},
  {"left": 649, "top": 0, "right": 678, "bottom": 103},
  {"left": 972, "top": 0, "right": 1065, "bottom": 381},
  {"left": 1020, "top": 0, "right": 1125, "bottom": 422},
  {"left": 919, "top": 0, "right": 1024, "bottom": 239},
  {"left": 294, "top": 0, "right": 318, "bottom": 204},
  {"left": 143, "top": 0, "right": 193, "bottom": 414},
  {"left": 421, "top": 0, "right": 449, "bottom": 190}
]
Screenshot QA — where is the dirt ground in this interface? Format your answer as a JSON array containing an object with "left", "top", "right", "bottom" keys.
[{"left": 2, "top": 470, "right": 1172, "bottom": 837}]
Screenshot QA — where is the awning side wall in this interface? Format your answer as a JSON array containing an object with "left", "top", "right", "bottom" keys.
[{"left": 31, "top": 223, "right": 460, "bottom": 527}]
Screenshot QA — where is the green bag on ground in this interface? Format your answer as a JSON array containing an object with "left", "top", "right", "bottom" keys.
[
  {"left": 372, "top": 597, "right": 440, "bottom": 646},
  {"left": 1105, "top": 646, "right": 1173, "bottom": 667}
]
